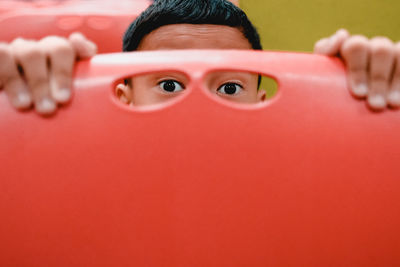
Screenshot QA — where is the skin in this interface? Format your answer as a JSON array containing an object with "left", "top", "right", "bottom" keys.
[
  {"left": 116, "top": 24, "right": 264, "bottom": 107},
  {"left": 0, "top": 26, "right": 399, "bottom": 114},
  {"left": 314, "top": 29, "right": 400, "bottom": 109},
  {"left": 0, "top": 33, "right": 97, "bottom": 114}
]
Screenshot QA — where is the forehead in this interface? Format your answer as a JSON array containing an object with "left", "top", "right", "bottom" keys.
[{"left": 137, "top": 24, "right": 252, "bottom": 51}]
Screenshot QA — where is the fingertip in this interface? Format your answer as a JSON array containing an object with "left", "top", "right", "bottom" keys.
[
  {"left": 13, "top": 92, "right": 32, "bottom": 109},
  {"left": 35, "top": 97, "right": 57, "bottom": 115},
  {"left": 367, "top": 94, "right": 387, "bottom": 110},
  {"left": 313, "top": 38, "right": 330, "bottom": 54},
  {"left": 336, "top": 28, "right": 350, "bottom": 38},
  {"left": 83, "top": 40, "right": 98, "bottom": 58},
  {"left": 387, "top": 91, "right": 400, "bottom": 108},
  {"left": 314, "top": 31, "right": 345, "bottom": 56},
  {"left": 4, "top": 79, "right": 33, "bottom": 110},
  {"left": 350, "top": 83, "right": 368, "bottom": 98},
  {"left": 53, "top": 88, "right": 72, "bottom": 104},
  {"left": 8, "top": 92, "right": 32, "bottom": 110},
  {"left": 69, "top": 32, "right": 97, "bottom": 58},
  {"left": 335, "top": 29, "right": 350, "bottom": 49},
  {"left": 69, "top": 32, "right": 85, "bottom": 42}
]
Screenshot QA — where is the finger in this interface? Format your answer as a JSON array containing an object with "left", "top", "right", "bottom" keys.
[
  {"left": 387, "top": 42, "right": 400, "bottom": 107},
  {"left": 68, "top": 32, "right": 97, "bottom": 59},
  {"left": 367, "top": 37, "right": 395, "bottom": 110},
  {"left": 11, "top": 38, "right": 56, "bottom": 115},
  {"left": 314, "top": 29, "right": 350, "bottom": 56},
  {"left": 0, "top": 43, "right": 32, "bottom": 109},
  {"left": 340, "top": 35, "right": 370, "bottom": 98},
  {"left": 39, "top": 36, "right": 75, "bottom": 104}
]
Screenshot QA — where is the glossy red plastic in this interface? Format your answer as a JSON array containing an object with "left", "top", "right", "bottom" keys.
[
  {"left": 1, "top": 50, "right": 400, "bottom": 266},
  {"left": 0, "top": 0, "right": 150, "bottom": 52}
]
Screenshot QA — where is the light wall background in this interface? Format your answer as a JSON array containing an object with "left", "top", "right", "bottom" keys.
[{"left": 240, "top": 0, "right": 400, "bottom": 52}]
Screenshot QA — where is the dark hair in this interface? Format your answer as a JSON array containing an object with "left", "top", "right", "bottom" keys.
[
  {"left": 123, "top": 0, "right": 262, "bottom": 51},
  {"left": 122, "top": 0, "right": 262, "bottom": 87}
]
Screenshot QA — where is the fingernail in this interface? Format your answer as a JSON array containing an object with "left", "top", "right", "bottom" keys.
[
  {"left": 83, "top": 42, "right": 97, "bottom": 57},
  {"left": 352, "top": 83, "right": 368, "bottom": 97},
  {"left": 15, "top": 93, "right": 31, "bottom": 108},
  {"left": 55, "top": 88, "right": 71, "bottom": 103},
  {"left": 388, "top": 91, "right": 400, "bottom": 106},
  {"left": 88, "top": 42, "right": 97, "bottom": 53},
  {"left": 37, "top": 97, "right": 56, "bottom": 114},
  {"left": 314, "top": 39, "right": 329, "bottom": 54},
  {"left": 368, "top": 95, "right": 386, "bottom": 109},
  {"left": 336, "top": 29, "right": 348, "bottom": 37}
]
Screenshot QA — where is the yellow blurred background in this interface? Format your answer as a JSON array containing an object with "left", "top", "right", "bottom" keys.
[{"left": 240, "top": 0, "right": 400, "bottom": 52}]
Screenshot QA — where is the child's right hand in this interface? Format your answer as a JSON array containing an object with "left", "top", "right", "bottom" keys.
[{"left": 0, "top": 33, "right": 97, "bottom": 115}]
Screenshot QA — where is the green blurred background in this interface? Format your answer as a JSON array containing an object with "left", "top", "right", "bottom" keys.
[
  {"left": 240, "top": 0, "right": 400, "bottom": 52},
  {"left": 239, "top": 0, "right": 399, "bottom": 97}
]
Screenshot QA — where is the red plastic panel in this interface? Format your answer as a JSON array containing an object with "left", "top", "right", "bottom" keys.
[
  {"left": 0, "top": 0, "right": 151, "bottom": 52},
  {"left": 1, "top": 50, "right": 400, "bottom": 266}
]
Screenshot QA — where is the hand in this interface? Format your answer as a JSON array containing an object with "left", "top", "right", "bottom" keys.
[
  {"left": 0, "top": 33, "right": 97, "bottom": 115},
  {"left": 314, "top": 29, "right": 400, "bottom": 111}
]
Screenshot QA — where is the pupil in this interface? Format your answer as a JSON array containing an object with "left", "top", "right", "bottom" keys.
[
  {"left": 164, "top": 81, "right": 176, "bottom": 92},
  {"left": 225, "top": 84, "right": 236, "bottom": 95}
]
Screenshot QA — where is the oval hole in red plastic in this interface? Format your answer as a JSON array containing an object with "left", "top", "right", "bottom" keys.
[
  {"left": 113, "top": 71, "right": 191, "bottom": 111},
  {"left": 202, "top": 70, "right": 279, "bottom": 107}
]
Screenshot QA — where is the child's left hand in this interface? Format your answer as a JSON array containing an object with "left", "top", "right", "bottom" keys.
[{"left": 314, "top": 29, "right": 400, "bottom": 111}]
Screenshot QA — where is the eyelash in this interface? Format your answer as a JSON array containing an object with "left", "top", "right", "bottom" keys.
[
  {"left": 156, "top": 79, "right": 244, "bottom": 96},
  {"left": 217, "top": 82, "right": 244, "bottom": 95},
  {"left": 158, "top": 79, "right": 185, "bottom": 93}
]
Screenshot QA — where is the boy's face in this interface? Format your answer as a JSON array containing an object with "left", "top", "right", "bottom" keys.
[{"left": 117, "top": 24, "right": 265, "bottom": 106}]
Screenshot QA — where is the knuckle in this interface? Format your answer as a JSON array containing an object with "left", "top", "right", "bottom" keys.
[
  {"left": 370, "top": 36, "right": 393, "bottom": 45},
  {"left": 0, "top": 45, "right": 18, "bottom": 83},
  {"left": 28, "top": 78, "right": 50, "bottom": 97},
  {"left": 349, "top": 69, "right": 367, "bottom": 79},
  {"left": 0, "top": 42, "right": 10, "bottom": 53},
  {"left": 40, "top": 35, "right": 66, "bottom": 44},
  {"left": 346, "top": 35, "right": 369, "bottom": 46},
  {"left": 341, "top": 35, "right": 369, "bottom": 56},
  {"left": 41, "top": 36, "right": 74, "bottom": 56},
  {"left": 51, "top": 43, "right": 75, "bottom": 58},
  {"left": 370, "top": 74, "right": 390, "bottom": 82},
  {"left": 370, "top": 37, "right": 395, "bottom": 55},
  {"left": 0, "top": 43, "right": 12, "bottom": 61},
  {"left": 10, "top": 37, "right": 27, "bottom": 46},
  {"left": 29, "top": 76, "right": 49, "bottom": 90},
  {"left": 29, "top": 76, "right": 48, "bottom": 89},
  {"left": 2, "top": 69, "right": 21, "bottom": 83},
  {"left": 14, "top": 42, "right": 45, "bottom": 62},
  {"left": 55, "top": 68, "right": 73, "bottom": 80}
]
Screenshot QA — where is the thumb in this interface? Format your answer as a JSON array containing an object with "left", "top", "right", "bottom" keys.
[
  {"left": 68, "top": 32, "right": 97, "bottom": 59},
  {"left": 314, "top": 29, "right": 350, "bottom": 56}
]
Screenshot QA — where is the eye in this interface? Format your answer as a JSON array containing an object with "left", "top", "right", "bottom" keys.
[
  {"left": 158, "top": 80, "right": 185, "bottom": 93},
  {"left": 217, "top": 83, "right": 243, "bottom": 95}
]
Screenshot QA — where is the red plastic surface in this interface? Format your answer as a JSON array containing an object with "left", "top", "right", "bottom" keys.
[
  {"left": 0, "top": 0, "right": 150, "bottom": 52},
  {"left": 1, "top": 50, "right": 400, "bottom": 266}
]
